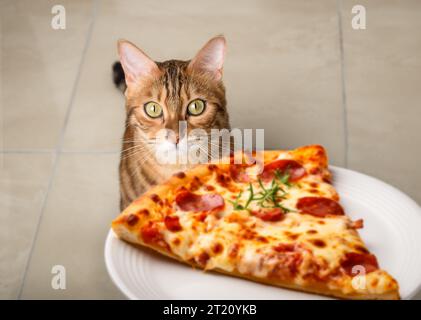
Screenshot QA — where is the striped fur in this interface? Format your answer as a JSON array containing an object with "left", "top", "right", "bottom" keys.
[{"left": 117, "top": 39, "right": 230, "bottom": 210}]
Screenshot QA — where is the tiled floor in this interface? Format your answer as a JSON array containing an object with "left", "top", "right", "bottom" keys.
[{"left": 1, "top": 0, "right": 420, "bottom": 299}]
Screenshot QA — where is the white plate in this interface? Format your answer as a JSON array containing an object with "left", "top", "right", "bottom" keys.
[{"left": 105, "top": 166, "right": 421, "bottom": 300}]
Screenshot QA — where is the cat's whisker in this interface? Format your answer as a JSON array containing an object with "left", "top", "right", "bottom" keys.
[
  {"left": 127, "top": 149, "right": 159, "bottom": 182},
  {"left": 195, "top": 145, "right": 211, "bottom": 161},
  {"left": 120, "top": 146, "right": 152, "bottom": 161},
  {"left": 192, "top": 136, "right": 243, "bottom": 148},
  {"left": 121, "top": 137, "right": 157, "bottom": 149},
  {"left": 121, "top": 144, "right": 149, "bottom": 155},
  {"left": 127, "top": 150, "right": 154, "bottom": 180},
  {"left": 121, "top": 143, "right": 145, "bottom": 151},
  {"left": 190, "top": 140, "right": 234, "bottom": 154},
  {"left": 121, "top": 134, "right": 150, "bottom": 143},
  {"left": 120, "top": 151, "right": 143, "bottom": 162},
  {"left": 206, "top": 142, "right": 235, "bottom": 153},
  {"left": 120, "top": 144, "right": 149, "bottom": 155},
  {"left": 188, "top": 137, "right": 232, "bottom": 147},
  {"left": 121, "top": 151, "right": 148, "bottom": 163},
  {"left": 198, "top": 145, "right": 227, "bottom": 163},
  {"left": 198, "top": 131, "right": 243, "bottom": 138},
  {"left": 121, "top": 139, "right": 145, "bottom": 143},
  {"left": 132, "top": 149, "right": 154, "bottom": 164}
]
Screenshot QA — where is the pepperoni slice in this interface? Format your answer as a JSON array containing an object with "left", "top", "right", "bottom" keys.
[
  {"left": 126, "top": 214, "right": 139, "bottom": 226},
  {"left": 261, "top": 159, "right": 306, "bottom": 182},
  {"left": 273, "top": 243, "right": 296, "bottom": 252},
  {"left": 341, "top": 252, "right": 379, "bottom": 276},
  {"left": 140, "top": 222, "right": 162, "bottom": 244},
  {"left": 164, "top": 216, "right": 182, "bottom": 232},
  {"left": 229, "top": 164, "right": 250, "bottom": 183},
  {"left": 350, "top": 219, "right": 364, "bottom": 229},
  {"left": 269, "top": 247, "right": 303, "bottom": 279},
  {"left": 251, "top": 207, "right": 285, "bottom": 222},
  {"left": 297, "top": 197, "right": 344, "bottom": 217},
  {"left": 175, "top": 191, "right": 225, "bottom": 212},
  {"left": 196, "top": 252, "right": 210, "bottom": 267}
]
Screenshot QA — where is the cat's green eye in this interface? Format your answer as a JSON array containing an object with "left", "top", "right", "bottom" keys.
[
  {"left": 144, "top": 102, "right": 163, "bottom": 118},
  {"left": 187, "top": 99, "right": 206, "bottom": 116}
]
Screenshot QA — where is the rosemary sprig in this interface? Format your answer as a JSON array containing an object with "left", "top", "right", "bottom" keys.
[
  {"left": 229, "top": 177, "right": 293, "bottom": 213},
  {"left": 244, "top": 183, "right": 254, "bottom": 209},
  {"left": 274, "top": 169, "right": 292, "bottom": 187},
  {"left": 228, "top": 190, "right": 244, "bottom": 210},
  {"left": 255, "top": 178, "right": 289, "bottom": 211}
]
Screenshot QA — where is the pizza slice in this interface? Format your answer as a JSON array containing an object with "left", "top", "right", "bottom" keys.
[{"left": 111, "top": 145, "right": 400, "bottom": 299}]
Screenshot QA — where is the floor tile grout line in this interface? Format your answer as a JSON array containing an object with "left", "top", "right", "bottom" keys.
[
  {"left": 61, "top": 150, "right": 119, "bottom": 154},
  {"left": 336, "top": 0, "right": 349, "bottom": 168},
  {"left": 0, "top": 150, "right": 119, "bottom": 154},
  {"left": 0, "top": 16, "right": 3, "bottom": 154},
  {"left": 17, "top": 0, "right": 99, "bottom": 299},
  {"left": 0, "top": 16, "right": 4, "bottom": 166},
  {"left": 0, "top": 149, "right": 54, "bottom": 154}
]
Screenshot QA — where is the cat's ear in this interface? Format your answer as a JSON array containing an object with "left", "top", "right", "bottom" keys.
[
  {"left": 188, "top": 36, "right": 226, "bottom": 81},
  {"left": 117, "top": 40, "right": 160, "bottom": 87}
]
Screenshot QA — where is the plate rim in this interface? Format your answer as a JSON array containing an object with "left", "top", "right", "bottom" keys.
[
  {"left": 104, "top": 231, "right": 138, "bottom": 300},
  {"left": 104, "top": 165, "right": 421, "bottom": 300}
]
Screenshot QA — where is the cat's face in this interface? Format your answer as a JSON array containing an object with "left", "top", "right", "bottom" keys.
[{"left": 118, "top": 37, "right": 230, "bottom": 164}]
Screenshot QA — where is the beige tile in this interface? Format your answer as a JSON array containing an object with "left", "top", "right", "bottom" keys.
[
  {"left": 0, "top": 0, "right": 93, "bottom": 150},
  {"left": 20, "top": 153, "right": 125, "bottom": 299},
  {"left": 0, "top": 153, "right": 54, "bottom": 299},
  {"left": 62, "top": 0, "right": 345, "bottom": 166},
  {"left": 223, "top": 0, "right": 344, "bottom": 165},
  {"left": 342, "top": 0, "right": 421, "bottom": 204}
]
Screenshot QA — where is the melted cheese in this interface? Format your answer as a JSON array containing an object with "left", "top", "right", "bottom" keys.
[{"left": 160, "top": 152, "right": 364, "bottom": 290}]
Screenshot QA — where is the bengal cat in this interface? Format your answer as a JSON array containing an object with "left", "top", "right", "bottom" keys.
[{"left": 113, "top": 36, "right": 231, "bottom": 210}]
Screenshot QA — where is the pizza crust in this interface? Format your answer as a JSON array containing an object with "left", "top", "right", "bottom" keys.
[{"left": 113, "top": 223, "right": 399, "bottom": 300}]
